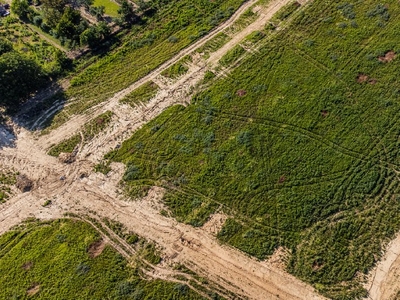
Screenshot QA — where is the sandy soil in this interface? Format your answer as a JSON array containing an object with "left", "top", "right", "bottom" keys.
[
  {"left": 0, "top": 1, "right": 328, "bottom": 299},
  {"left": 365, "top": 233, "right": 400, "bottom": 300}
]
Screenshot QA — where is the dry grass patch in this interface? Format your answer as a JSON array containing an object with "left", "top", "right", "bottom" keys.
[{"left": 88, "top": 239, "right": 106, "bottom": 258}]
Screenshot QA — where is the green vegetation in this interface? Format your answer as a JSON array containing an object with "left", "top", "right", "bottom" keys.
[
  {"left": 93, "top": 0, "right": 119, "bottom": 17},
  {"left": 0, "top": 17, "right": 69, "bottom": 113},
  {"left": 161, "top": 55, "right": 192, "bottom": 79},
  {"left": 274, "top": 1, "right": 300, "bottom": 21},
  {"left": 48, "top": 111, "right": 113, "bottom": 156},
  {"left": 94, "top": 160, "right": 112, "bottom": 174},
  {"left": 10, "top": 0, "right": 113, "bottom": 49},
  {"left": 219, "top": 44, "right": 245, "bottom": 67},
  {"left": 0, "top": 171, "right": 16, "bottom": 203},
  {"left": 0, "top": 219, "right": 206, "bottom": 299},
  {"left": 45, "top": 0, "right": 245, "bottom": 129},
  {"left": 48, "top": 133, "right": 81, "bottom": 156},
  {"left": 107, "top": 0, "right": 400, "bottom": 298},
  {"left": 120, "top": 81, "right": 159, "bottom": 107},
  {"left": 196, "top": 32, "right": 230, "bottom": 59}
]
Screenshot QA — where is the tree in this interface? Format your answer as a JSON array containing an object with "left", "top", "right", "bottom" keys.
[
  {"left": 0, "top": 52, "right": 44, "bottom": 112},
  {"left": 80, "top": 22, "right": 110, "bottom": 48},
  {"left": 0, "top": 39, "right": 13, "bottom": 55},
  {"left": 118, "top": 0, "right": 137, "bottom": 25},
  {"left": 89, "top": 5, "right": 105, "bottom": 21},
  {"left": 41, "top": 0, "right": 68, "bottom": 27},
  {"left": 70, "top": 0, "right": 93, "bottom": 9},
  {"left": 56, "top": 7, "right": 87, "bottom": 42},
  {"left": 11, "top": 0, "right": 30, "bottom": 18}
]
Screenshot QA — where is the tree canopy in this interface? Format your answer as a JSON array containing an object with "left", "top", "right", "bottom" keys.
[{"left": 0, "top": 51, "right": 45, "bottom": 112}]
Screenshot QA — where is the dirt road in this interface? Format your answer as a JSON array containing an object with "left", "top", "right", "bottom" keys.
[
  {"left": 0, "top": 0, "right": 327, "bottom": 299},
  {"left": 364, "top": 233, "right": 400, "bottom": 300}
]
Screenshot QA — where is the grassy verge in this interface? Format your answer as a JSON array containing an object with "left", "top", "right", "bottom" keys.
[
  {"left": 48, "top": 111, "right": 113, "bottom": 156},
  {"left": 161, "top": 55, "right": 192, "bottom": 79},
  {"left": 120, "top": 81, "right": 159, "bottom": 107}
]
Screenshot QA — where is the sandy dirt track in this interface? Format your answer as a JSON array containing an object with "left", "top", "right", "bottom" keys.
[
  {"left": 364, "top": 233, "right": 400, "bottom": 300},
  {"left": 0, "top": 0, "right": 330, "bottom": 299}
]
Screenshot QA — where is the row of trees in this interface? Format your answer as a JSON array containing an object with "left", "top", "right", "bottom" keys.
[{"left": 11, "top": 0, "right": 139, "bottom": 49}]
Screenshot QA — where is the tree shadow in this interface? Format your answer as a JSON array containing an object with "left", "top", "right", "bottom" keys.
[
  {"left": 0, "top": 123, "right": 16, "bottom": 149},
  {"left": 13, "top": 82, "right": 67, "bottom": 132}
]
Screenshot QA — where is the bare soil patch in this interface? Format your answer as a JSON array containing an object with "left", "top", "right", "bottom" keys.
[
  {"left": 357, "top": 73, "right": 369, "bottom": 83},
  {"left": 378, "top": 51, "right": 397, "bottom": 63},
  {"left": 22, "top": 261, "right": 33, "bottom": 270},
  {"left": 237, "top": 89, "right": 247, "bottom": 97},
  {"left": 27, "top": 283, "right": 40, "bottom": 296},
  {"left": 88, "top": 239, "right": 106, "bottom": 258},
  {"left": 58, "top": 152, "right": 76, "bottom": 164},
  {"left": 265, "top": 246, "right": 290, "bottom": 270},
  {"left": 320, "top": 109, "right": 329, "bottom": 117},
  {"left": 202, "top": 213, "right": 228, "bottom": 235},
  {"left": 16, "top": 174, "right": 33, "bottom": 192}
]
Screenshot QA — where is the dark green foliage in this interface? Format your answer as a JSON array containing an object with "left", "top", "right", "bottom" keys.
[
  {"left": 109, "top": 1, "right": 400, "bottom": 298},
  {"left": 0, "top": 39, "right": 13, "bottom": 55},
  {"left": 142, "top": 243, "right": 161, "bottom": 265},
  {"left": 94, "top": 160, "right": 112, "bottom": 174},
  {"left": 48, "top": 134, "right": 81, "bottom": 156},
  {"left": 0, "top": 51, "right": 45, "bottom": 112},
  {"left": 11, "top": 0, "right": 30, "bottom": 18},
  {"left": 89, "top": 5, "right": 105, "bottom": 21},
  {"left": 275, "top": 1, "right": 300, "bottom": 21},
  {"left": 118, "top": 0, "right": 137, "bottom": 25},
  {"left": 49, "top": 0, "right": 244, "bottom": 129}
]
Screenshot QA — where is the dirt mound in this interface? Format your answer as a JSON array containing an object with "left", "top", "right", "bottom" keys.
[
  {"left": 357, "top": 73, "right": 369, "bottom": 83},
  {"left": 27, "top": 283, "right": 40, "bottom": 296},
  {"left": 378, "top": 51, "right": 397, "bottom": 63},
  {"left": 16, "top": 174, "right": 33, "bottom": 192},
  {"left": 22, "top": 261, "right": 33, "bottom": 270},
  {"left": 58, "top": 152, "right": 76, "bottom": 164},
  {"left": 88, "top": 239, "right": 106, "bottom": 258},
  {"left": 237, "top": 89, "right": 247, "bottom": 97}
]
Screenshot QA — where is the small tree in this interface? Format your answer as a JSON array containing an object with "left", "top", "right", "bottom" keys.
[
  {"left": 118, "top": 0, "right": 137, "bottom": 26},
  {"left": 11, "top": 0, "right": 30, "bottom": 18},
  {"left": 89, "top": 5, "right": 105, "bottom": 21}
]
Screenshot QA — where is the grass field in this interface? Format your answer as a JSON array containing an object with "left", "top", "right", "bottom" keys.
[
  {"left": 0, "top": 219, "right": 207, "bottom": 299},
  {"left": 92, "top": 0, "right": 120, "bottom": 17},
  {"left": 106, "top": 0, "right": 400, "bottom": 298},
  {"left": 43, "top": 0, "right": 246, "bottom": 130}
]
